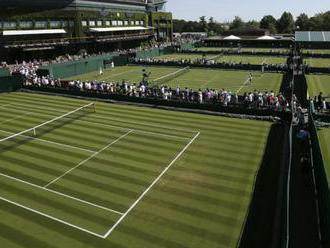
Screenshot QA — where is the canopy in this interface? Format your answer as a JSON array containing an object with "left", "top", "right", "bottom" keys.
[
  {"left": 2, "top": 29, "right": 66, "bottom": 36},
  {"left": 223, "top": 35, "right": 241, "bottom": 40},
  {"left": 90, "top": 26, "right": 152, "bottom": 32},
  {"left": 257, "top": 35, "right": 276, "bottom": 40}
]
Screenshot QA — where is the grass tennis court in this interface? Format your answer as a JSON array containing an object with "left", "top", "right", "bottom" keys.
[
  {"left": 0, "top": 92, "right": 271, "bottom": 248},
  {"left": 155, "top": 68, "right": 283, "bottom": 93},
  {"left": 65, "top": 65, "right": 283, "bottom": 93},
  {"left": 318, "top": 128, "right": 330, "bottom": 183},
  {"left": 193, "top": 47, "right": 290, "bottom": 53},
  {"left": 305, "top": 58, "right": 330, "bottom": 68},
  {"left": 306, "top": 74, "right": 330, "bottom": 98},
  {"left": 214, "top": 55, "right": 287, "bottom": 65}
]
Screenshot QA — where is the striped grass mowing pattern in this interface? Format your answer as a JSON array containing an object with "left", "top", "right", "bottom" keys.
[
  {"left": 318, "top": 128, "right": 330, "bottom": 183},
  {"left": 0, "top": 92, "right": 271, "bottom": 248},
  {"left": 306, "top": 74, "right": 330, "bottom": 99}
]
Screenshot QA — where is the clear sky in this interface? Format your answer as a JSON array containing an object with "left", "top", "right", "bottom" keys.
[{"left": 166, "top": 0, "right": 330, "bottom": 22}]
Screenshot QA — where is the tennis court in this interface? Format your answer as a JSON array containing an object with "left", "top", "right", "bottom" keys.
[
  {"left": 214, "top": 55, "right": 287, "bottom": 65},
  {"left": 0, "top": 92, "right": 271, "bottom": 248},
  {"left": 306, "top": 74, "right": 330, "bottom": 98},
  {"left": 65, "top": 65, "right": 283, "bottom": 93},
  {"left": 318, "top": 128, "right": 330, "bottom": 183},
  {"left": 194, "top": 47, "right": 290, "bottom": 53},
  {"left": 305, "top": 58, "right": 330, "bottom": 68}
]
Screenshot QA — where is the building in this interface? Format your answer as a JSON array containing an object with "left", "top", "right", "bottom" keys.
[{"left": 0, "top": 0, "right": 173, "bottom": 61}]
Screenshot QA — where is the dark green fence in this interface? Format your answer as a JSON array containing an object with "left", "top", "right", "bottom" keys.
[
  {"left": 0, "top": 74, "right": 23, "bottom": 92},
  {"left": 0, "top": 68, "right": 10, "bottom": 77},
  {"left": 310, "top": 115, "right": 330, "bottom": 247}
]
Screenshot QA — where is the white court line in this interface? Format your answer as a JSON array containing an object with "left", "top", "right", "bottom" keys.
[
  {"left": 44, "top": 130, "right": 134, "bottom": 188},
  {"left": 0, "top": 195, "right": 105, "bottom": 238},
  {"left": 0, "top": 112, "right": 33, "bottom": 125},
  {"left": 6, "top": 102, "right": 194, "bottom": 140},
  {"left": 236, "top": 78, "right": 251, "bottom": 94},
  {"left": 0, "top": 172, "right": 123, "bottom": 216},
  {"left": 0, "top": 129, "right": 96, "bottom": 154},
  {"left": 103, "top": 131, "right": 200, "bottom": 238}
]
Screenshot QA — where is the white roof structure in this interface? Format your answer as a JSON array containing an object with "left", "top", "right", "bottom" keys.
[
  {"left": 257, "top": 35, "right": 276, "bottom": 40},
  {"left": 223, "top": 35, "right": 241, "bottom": 40},
  {"left": 90, "top": 26, "right": 152, "bottom": 32},
  {"left": 2, "top": 29, "right": 66, "bottom": 36}
]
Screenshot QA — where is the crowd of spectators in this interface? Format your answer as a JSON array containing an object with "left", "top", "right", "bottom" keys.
[{"left": 24, "top": 74, "right": 290, "bottom": 111}]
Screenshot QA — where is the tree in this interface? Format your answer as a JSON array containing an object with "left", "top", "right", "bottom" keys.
[
  {"left": 199, "top": 16, "right": 208, "bottom": 32},
  {"left": 276, "top": 12, "right": 295, "bottom": 33},
  {"left": 246, "top": 20, "right": 259, "bottom": 29},
  {"left": 295, "top": 13, "right": 310, "bottom": 31},
  {"left": 260, "top": 15, "right": 277, "bottom": 33},
  {"left": 230, "top": 16, "right": 244, "bottom": 30}
]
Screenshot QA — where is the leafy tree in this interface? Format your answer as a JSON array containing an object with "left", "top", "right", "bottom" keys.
[
  {"left": 295, "top": 13, "right": 310, "bottom": 31},
  {"left": 199, "top": 16, "right": 208, "bottom": 32},
  {"left": 260, "top": 15, "right": 277, "bottom": 33},
  {"left": 276, "top": 12, "right": 295, "bottom": 33},
  {"left": 230, "top": 16, "right": 244, "bottom": 30}
]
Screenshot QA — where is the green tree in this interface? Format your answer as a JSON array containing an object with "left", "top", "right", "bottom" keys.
[
  {"left": 295, "top": 13, "right": 310, "bottom": 31},
  {"left": 199, "top": 16, "right": 208, "bottom": 32},
  {"left": 260, "top": 15, "right": 277, "bottom": 33},
  {"left": 276, "top": 12, "right": 295, "bottom": 33},
  {"left": 230, "top": 16, "right": 244, "bottom": 30}
]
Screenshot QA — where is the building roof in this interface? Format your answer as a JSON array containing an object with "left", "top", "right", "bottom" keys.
[
  {"left": 295, "top": 31, "right": 330, "bottom": 42},
  {"left": 2, "top": 29, "right": 67, "bottom": 36},
  {"left": 90, "top": 26, "right": 151, "bottom": 32},
  {"left": 223, "top": 35, "right": 241, "bottom": 40},
  {"left": 257, "top": 35, "right": 276, "bottom": 40}
]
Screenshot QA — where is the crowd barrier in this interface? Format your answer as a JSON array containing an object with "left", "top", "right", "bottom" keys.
[
  {"left": 0, "top": 74, "right": 23, "bottom": 92},
  {"left": 306, "top": 67, "right": 330, "bottom": 74},
  {"left": 0, "top": 68, "right": 10, "bottom": 77},
  {"left": 310, "top": 114, "right": 330, "bottom": 247},
  {"left": 22, "top": 85, "right": 292, "bottom": 121}
]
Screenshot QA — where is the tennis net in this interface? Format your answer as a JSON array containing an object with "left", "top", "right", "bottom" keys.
[
  {"left": 0, "top": 102, "right": 95, "bottom": 145},
  {"left": 152, "top": 67, "right": 190, "bottom": 86}
]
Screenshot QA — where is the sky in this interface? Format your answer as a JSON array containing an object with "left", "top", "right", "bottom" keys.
[{"left": 166, "top": 0, "right": 330, "bottom": 22}]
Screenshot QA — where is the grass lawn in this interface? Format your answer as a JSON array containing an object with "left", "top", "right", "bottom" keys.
[
  {"left": 215, "top": 55, "right": 287, "bottom": 65},
  {"left": 303, "top": 49, "right": 330, "bottom": 55},
  {"left": 65, "top": 65, "right": 180, "bottom": 83},
  {"left": 65, "top": 65, "right": 283, "bottom": 93},
  {"left": 155, "top": 53, "right": 213, "bottom": 61},
  {"left": 306, "top": 74, "right": 330, "bottom": 98},
  {"left": 159, "top": 68, "right": 283, "bottom": 93},
  {"left": 318, "top": 128, "right": 330, "bottom": 185},
  {"left": 0, "top": 92, "right": 271, "bottom": 248},
  {"left": 194, "top": 47, "right": 289, "bottom": 53},
  {"left": 305, "top": 58, "right": 330, "bottom": 68}
]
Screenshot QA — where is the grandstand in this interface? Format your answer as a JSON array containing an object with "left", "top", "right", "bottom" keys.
[{"left": 0, "top": 0, "right": 173, "bottom": 61}]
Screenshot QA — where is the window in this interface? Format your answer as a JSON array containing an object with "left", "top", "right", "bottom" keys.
[
  {"left": 97, "top": 20, "right": 102, "bottom": 26},
  {"left": 130, "top": 20, "right": 135, "bottom": 26},
  {"left": 35, "top": 21, "right": 47, "bottom": 28},
  {"left": 50, "top": 21, "right": 62, "bottom": 28},
  {"left": 124, "top": 21, "right": 128, "bottom": 26},
  {"left": 3, "top": 21, "right": 17, "bottom": 29},
  {"left": 112, "top": 20, "right": 118, "bottom": 26},
  {"left": 89, "top": 21, "right": 96, "bottom": 27},
  {"left": 81, "top": 21, "right": 87, "bottom": 27},
  {"left": 135, "top": 21, "right": 139, "bottom": 25},
  {"left": 140, "top": 21, "right": 144, "bottom": 26},
  {"left": 118, "top": 21, "right": 123, "bottom": 26},
  {"left": 19, "top": 21, "right": 33, "bottom": 29},
  {"left": 69, "top": 21, "right": 75, "bottom": 27},
  {"left": 105, "top": 21, "right": 110, "bottom": 26}
]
